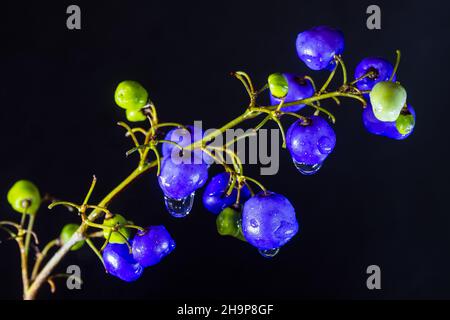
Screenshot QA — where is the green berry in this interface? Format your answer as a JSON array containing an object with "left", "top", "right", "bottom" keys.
[
  {"left": 126, "top": 108, "right": 146, "bottom": 122},
  {"left": 396, "top": 113, "right": 415, "bottom": 135},
  {"left": 370, "top": 81, "right": 407, "bottom": 122},
  {"left": 114, "top": 80, "right": 148, "bottom": 110},
  {"left": 216, "top": 208, "right": 246, "bottom": 241},
  {"left": 7, "top": 180, "right": 41, "bottom": 215},
  {"left": 60, "top": 224, "right": 85, "bottom": 251},
  {"left": 268, "top": 73, "right": 289, "bottom": 99},
  {"left": 103, "top": 214, "right": 131, "bottom": 244}
]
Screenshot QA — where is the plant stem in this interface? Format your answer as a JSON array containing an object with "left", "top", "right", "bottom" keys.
[
  {"left": 24, "top": 214, "right": 35, "bottom": 258},
  {"left": 263, "top": 91, "right": 366, "bottom": 110},
  {"left": 23, "top": 160, "right": 157, "bottom": 300},
  {"left": 31, "top": 239, "right": 60, "bottom": 281},
  {"left": 187, "top": 109, "right": 256, "bottom": 150},
  {"left": 22, "top": 85, "right": 366, "bottom": 300},
  {"left": 17, "top": 237, "right": 29, "bottom": 297},
  {"left": 85, "top": 238, "right": 105, "bottom": 268},
  {"left": 24, "top": 231, "right": 83, "bottom": 300}
]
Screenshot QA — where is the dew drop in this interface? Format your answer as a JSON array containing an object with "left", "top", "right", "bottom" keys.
[
  {"left": 250, "top": 219, "right": 259, "bottom": 228},
  {"left": 293, "top": 159, "right": 322, "bottom": 175},
  {"left": 164, "top": 191, "right": 195, "bottom": 218},
  {"left": 317, "top": 136, "right": 333, "bottom": 154},
  {"left": 258, "top": 248, "right": 280, "bottom": 259}
]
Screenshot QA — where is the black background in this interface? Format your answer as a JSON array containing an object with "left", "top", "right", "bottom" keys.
[{"left": 0, "top": 0, "right": 448, "bottom": 300}]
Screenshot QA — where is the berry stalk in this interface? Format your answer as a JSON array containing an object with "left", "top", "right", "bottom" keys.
[
  {"left": 24, "top": 161, "right": 157, "bottom": 299},
  {"left": 3, "top": 24, "right": 414, "bottom": 298},
  {"left": 21, "top": 70, "right": 367, "bottom": 299}
]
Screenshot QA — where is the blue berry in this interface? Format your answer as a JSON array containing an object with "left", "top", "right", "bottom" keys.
[
  {"left": 132, "top": 226, "right": 176, "bottom": 267},
  {"left": 286, "top": 116, "right": 336, "bottom": 173},
  {"left": 296, "top": 26, "right": 344, "bottom": 71},
  {"left": 354, "top": 57, "right": 396, "bottom": 92},
  {"left": 103, "top": 243, "right": 143, "bottom": 282},
  {"left": 202, "top": 172, "right": 251, "bottom": 215},
  {"left": 363, "top": 103, "right": 415, "bottom": 140},
  {"left": 158, "top": 156, "right": 209, "bottom": 200},
  {"left": 242, "top": 191, "right": 299, "bottom": 251},
  {"left": 162, "top": 125, "right": 213, "bottom": 165},
  {"left": 269, "top": 73, "right": 315, "bottom": 112}
]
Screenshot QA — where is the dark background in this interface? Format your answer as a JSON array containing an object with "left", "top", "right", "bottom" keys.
[{"left": 0, "top": 0, "right": 448, "bottom": 300}]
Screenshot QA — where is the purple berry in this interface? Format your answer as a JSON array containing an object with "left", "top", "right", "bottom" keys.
[
  {"left": 363, "top": 103, "right": 415, "bottom": 140},
  {"left": 202, "top": 172, "right": 251, "bottom": 215},
  {"left": 269, "top": 73, "right": 315, "bottom": 112},
  {"left": 158, "top": 156, "right": 209, "bottom": 200},
  {"left": 132, "top": 226, "right": 176, "bottom": 267},
  {"left": 296, "top": 26, "right": 344, "bottom": 71},
  {"left": 286, "top": 116, "right": 336, "bottom": 172},
  {"left": 162, "top": 125, "right": 213, "bottom": 165},
  {"left": 103, "top": 243, "right": 143, "bottom": 282},
  {"left": 354, "top": 57, "right": 396, "bottom": 91},
  {"left": 242, "top": 191, "right": 299, "bottom": 250},
  {"left": 162, "top": 126, "right": 196, "bottom": 156}
]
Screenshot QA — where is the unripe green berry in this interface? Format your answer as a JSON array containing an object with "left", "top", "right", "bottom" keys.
[
  {"left": 216, "top": 208, "right": 246, "bottom": 241},
  {"left": 60, "top": 224, "right": 85, "bottom": 251},
  {"left": 268, "top": 73, "right": 289, "bottom": 99},
  {"left": 370, "top": 81, "right": 407, "bottom": 122},
  {"left": 396, "top": 113, "right": 415, "bottom": 135},
  {"left": 103, "top": 214, "right": 131, "bottom": 244},
  {"left": 7, "top": 180, "right": 41, "bottom": 215},
  {"left": 126, "top": 108, "right": 146, "bottom": 122},
  {"left": 114, "top": 80, "right": 148, "bottom": 110}
]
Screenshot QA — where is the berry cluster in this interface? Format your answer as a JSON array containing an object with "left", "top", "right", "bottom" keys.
[
  {"left": 103, "top": 225, "right": 175, "bottom": 282},
  {"left": 1, "top": 25, "right": 415, "bottom": 298}
]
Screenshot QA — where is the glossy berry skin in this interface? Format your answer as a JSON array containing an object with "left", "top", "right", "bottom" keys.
[
  {"left": 363, "top": 103, "right": 415, "bottom": 140},
  {"left": 7, "top": 180, "right": 41, "bottom": 215},
  {"left": 114, "top": 80, "right": 148, "bottom": 110},
  {"left": 296, "top": 26, "right": 344, "bottom": 71},
  {"left": 60, "top": 224, "right": 85, "bottom": 251},
  {"left": 158, "top": 156, "right": 209, "bottom": 200},
  {"left": 132, "top": 226, "right": 176, "bottom": 267},
  {"left": 103, "top": 243, "right": 143, "bottom": 282},
  {"left": 354, "top": 57, "right": 396, "bottom": 91},
  {"left": 103, "top": 214, "right": 131, "bottom": 244},
  {"left": 286, "top": 116, "right": 336, "bottom": 166},
  {"left": 269, "top": 73, "right": 315, "bottom": 112},
  {"left": 370, "top": 81, "right": 407, "bottom": 122},
  {"left": 126, "top": 108, "right": 146, "bottom": 122},
  {"left": 162, "top": 125, "right": 214, "bottom": 166},
  {"left": 242, "top": 192, "right": 299, "bottom": 250},
  {"left": 216, "top": 207, "right": 246, "bottom": 241},
  {"left": 202, "top": 172, "right": 251, "bottom": 215}
]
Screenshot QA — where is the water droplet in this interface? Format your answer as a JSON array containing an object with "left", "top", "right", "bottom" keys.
[
  {"left": 258, "top": 248, "right": 280, "bottom": 259},
  {"left": 318, "top": 136, "right": 333, "bottom": 154},
  {"left": 293, "top": 159, "right": 322, "bottom": 175},
  {"left": 164, "top": 192, "right": 195, "bottom": 218},
  {"left": 250, "top": 219, "right": 259, "bottom": 228}
]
